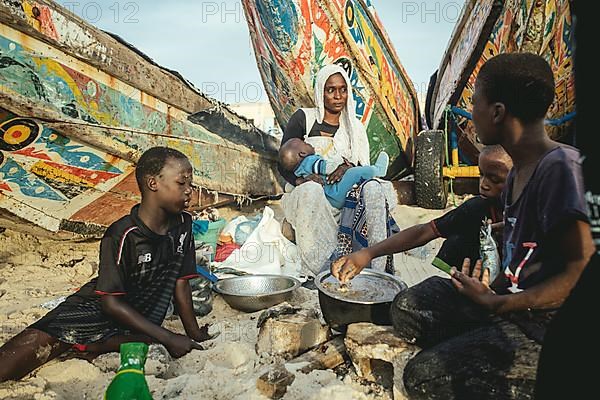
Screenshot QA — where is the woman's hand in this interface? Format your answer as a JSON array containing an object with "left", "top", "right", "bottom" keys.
[
  {"left": 331, "top": 249, "right": 373, "bottom": 284},
  {"left": 296, "top": 174, "right": 325, "bottom": 186},
  {"left": 451, "top": 258, "right": 499, "bottom": 312},
  {"left": 327, "top": 160, "right": 353, "bottom": 184}
]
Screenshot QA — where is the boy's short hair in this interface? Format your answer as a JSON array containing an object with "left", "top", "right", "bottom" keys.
[
  {"left": 480, "top": 144, "right": 513, "bottom": 168},
  {"left": 135, "top": 147, "right": 188, "bottom": 193},
  {"left": 477, "top": 53, "right": 555, "bottom": 123}
]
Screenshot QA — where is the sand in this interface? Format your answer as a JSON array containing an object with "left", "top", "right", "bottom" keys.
[{"left": 0, "top": 199, "right": 461, "bottom": 399}]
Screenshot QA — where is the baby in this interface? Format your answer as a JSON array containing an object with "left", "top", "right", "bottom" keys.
[{"left": 279, "top": 138, "right": 388, "bottom": 208}]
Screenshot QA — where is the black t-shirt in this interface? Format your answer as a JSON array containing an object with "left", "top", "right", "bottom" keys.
[
  {"left": 30, "top": 205, "right": 199, "bottom": 344},
  {"left": 431, "top": 196, "right": 502, "bottom": 269},
  {"left": 91, "top": 205, "right": 199, "bottom": 322},
  {"left": 278, "top": 109, "right": 340, "bottom": 185},
  {"left": 432, "top": 196, "right": 502, "bottom": 238}
]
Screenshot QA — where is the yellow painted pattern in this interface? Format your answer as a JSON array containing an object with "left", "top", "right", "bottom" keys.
[
  {"left": 443, "top": 165, "right": 480, "bottom": 179},
  {"left": 3, "top": 125, "right": 32, "bottom": 145},
  {"left": 30, "top": 57, "right": 117, "bottom": 126},
  {"left": 30, "top": 162, "right": 95, "bottom": 187},
  {"left": 451, "top": 149, "right": 459, "bottom": 167}
]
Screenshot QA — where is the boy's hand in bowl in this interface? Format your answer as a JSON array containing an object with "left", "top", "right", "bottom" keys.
[{"left": 331, "top": 249, "right": 373, "bottom": 284}]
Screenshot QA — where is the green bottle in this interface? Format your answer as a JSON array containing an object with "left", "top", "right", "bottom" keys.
[{"left": 104, "top": 342, "right": 153, "bottom": 400}]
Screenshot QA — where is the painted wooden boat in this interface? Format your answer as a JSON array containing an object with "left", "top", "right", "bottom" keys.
[
  {"left": 427, "top": 0, "right": 575, "bottom": 164},
  {"left": 0, "top": 0, "right": 282, "bottom": 237},
  {"left": 242, "top": 0, "right": 421, "bottom": 179}
]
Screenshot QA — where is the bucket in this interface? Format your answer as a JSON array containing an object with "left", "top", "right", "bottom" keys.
[{"left": 193, "top": 218, "right": 227, "bottom": 254}]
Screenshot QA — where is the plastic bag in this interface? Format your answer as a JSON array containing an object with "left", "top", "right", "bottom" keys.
[
  {"left": 234, "top": 214, "right": 261, "bottom": 245},
  {"left": 219, "top": 207, "right": 302, "bottom": 279},
  {"left": 480, "top": 219, "right": 501, "bottom": 282}
]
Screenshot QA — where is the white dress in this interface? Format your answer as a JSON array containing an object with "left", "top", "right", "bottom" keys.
[{"left": 281, "top": 108, "right": 398, "bottom": 276}]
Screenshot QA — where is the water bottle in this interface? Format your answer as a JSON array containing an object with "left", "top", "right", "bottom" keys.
[{"left": 104, "top": 342, "right": 153, "bottom": 400}]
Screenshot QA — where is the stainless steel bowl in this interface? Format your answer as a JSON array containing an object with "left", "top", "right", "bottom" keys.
[{"left": 213, "top": 275, "right": 301, "bottom": 313}]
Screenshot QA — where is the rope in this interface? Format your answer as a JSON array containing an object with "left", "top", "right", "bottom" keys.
[{"left": 450, "top": 106, "right": 576, "bottom": 126}]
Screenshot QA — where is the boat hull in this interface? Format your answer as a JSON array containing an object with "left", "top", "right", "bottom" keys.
[
  {"left": 242, "top": 0, "right": 421, "bottom": 178},
  {"left": 0, "top": 0, "right": 282, "bottom": 236},
  {"left": 428, "top": 0, "right": 575, "bottom": 163}
]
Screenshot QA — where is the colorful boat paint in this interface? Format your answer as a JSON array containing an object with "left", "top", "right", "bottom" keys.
[
  {"left": 428, "top": 0, "right": 575, "bottom": 163},
  {"left": 0, "top": 0, "right": 281, "bottom": 236},
  {"left": 242, "top": 0, "right": 421, "bottom": 178}
]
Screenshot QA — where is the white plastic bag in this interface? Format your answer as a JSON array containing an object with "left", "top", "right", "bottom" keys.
[
  {"left": 221, "top": 216, "right": 248, "bottom": 240},
  {"left": 219, "top": 207, "right": 303, "bottom": 279}
]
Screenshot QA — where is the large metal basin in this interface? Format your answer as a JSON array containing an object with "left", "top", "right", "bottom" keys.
[{"left": 213, "top": 275, "right": 301, "bottom": 313}]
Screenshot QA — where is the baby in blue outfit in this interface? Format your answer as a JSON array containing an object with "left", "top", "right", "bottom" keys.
[{"left": 279, "top": 138, "right": 389, "bottom": 208}]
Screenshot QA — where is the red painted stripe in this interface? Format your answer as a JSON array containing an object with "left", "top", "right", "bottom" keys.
[
  {"left": 94, "top": 290, "right": 126, "bottom": 296},
  {"left": 177, "top": 274, "right": 200, "bottom": 281},
  {"left": 13, "top": 147, "right": 52, "bottom": 160},
  {"left": 39, "top": 161, "right": 121, "bottom": 185}
]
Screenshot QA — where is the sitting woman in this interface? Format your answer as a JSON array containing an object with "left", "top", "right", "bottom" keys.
[{"left": 279, "top": 64, "right": 399, "bottom": 276}]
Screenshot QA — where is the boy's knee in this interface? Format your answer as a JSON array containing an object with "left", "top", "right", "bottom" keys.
[
  {"left": 390, "top": 276, "right": 451, "bottom": 342},
  {"left": 390, "top": 290, "right": 421, "bottom": 343},
  {"left": 403, "top": 351, "right": 447, "bottom": 400},
  {"left": 391, "top": 276, "right": 448, "bottom": 316}
]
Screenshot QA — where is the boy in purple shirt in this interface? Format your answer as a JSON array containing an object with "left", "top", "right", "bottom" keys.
[{"left": 333, "top": 53, "right": 594, "bottom": 399}]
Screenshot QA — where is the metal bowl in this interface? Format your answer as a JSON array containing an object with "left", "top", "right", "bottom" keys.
[
  {"left": 315, "top": 269, "right": 407, "bottom": 332},
  {"left": 213, "top": 275, "right": 301, "bottom": 313}
]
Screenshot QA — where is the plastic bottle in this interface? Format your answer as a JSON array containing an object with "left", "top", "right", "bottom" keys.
[
  {"left": 104, "top": 342, "right": 153, "bottom": 400},
  {"left": 480, "top": 219, "right": 501, "bottom": 282}
]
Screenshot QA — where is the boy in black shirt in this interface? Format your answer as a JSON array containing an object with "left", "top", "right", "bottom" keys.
[
  {"left": 0, "top": 147, "right": 212, "bottom": 382},
  {"left": 332, "top": 144, "right": 511, "bottom": 280}
]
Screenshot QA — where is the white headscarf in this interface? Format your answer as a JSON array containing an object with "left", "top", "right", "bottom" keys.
[{"left": 312, "top": 65, "right": 371, "bottom": 166}]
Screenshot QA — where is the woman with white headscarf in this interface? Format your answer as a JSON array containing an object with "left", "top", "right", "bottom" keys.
[{"left": 279, "top": 64, "right": 399, "bottom": 276}]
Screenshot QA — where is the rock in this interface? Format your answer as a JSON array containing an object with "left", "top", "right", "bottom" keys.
[
  {"left": 0, "top": 377, "right": 54, "bottom": 399},
  {"left": 145, "top": 345, "right": 171, "bottom": 377},
  {"left": 256, "top": 363, "right": 295, "bottom": 399},
  {"left": 256, "top": 304, "right": 302, "bottom": 329},
  {"left": 256, "top": 336, "right": 347, "bottom": 399},
  {"left": 36, "top": 359, "right": 104, "bottom": 383},
  {"left": 92, "top": 352, "right": 120, "bottom": 372},
  {"left": 256, "top": 304, "right": 330, "bottom": 359},
  {"left": 344, "top": 323, "right": 419, "bottom": 395}
]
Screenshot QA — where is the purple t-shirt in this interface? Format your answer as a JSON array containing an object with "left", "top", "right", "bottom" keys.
[{"left": 494, "top": 145, "right": 588, "bottom": 294}]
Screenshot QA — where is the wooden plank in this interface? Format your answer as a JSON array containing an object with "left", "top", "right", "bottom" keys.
[{"left": 0, "top": 92, "right": 283, "bottom": 196}]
